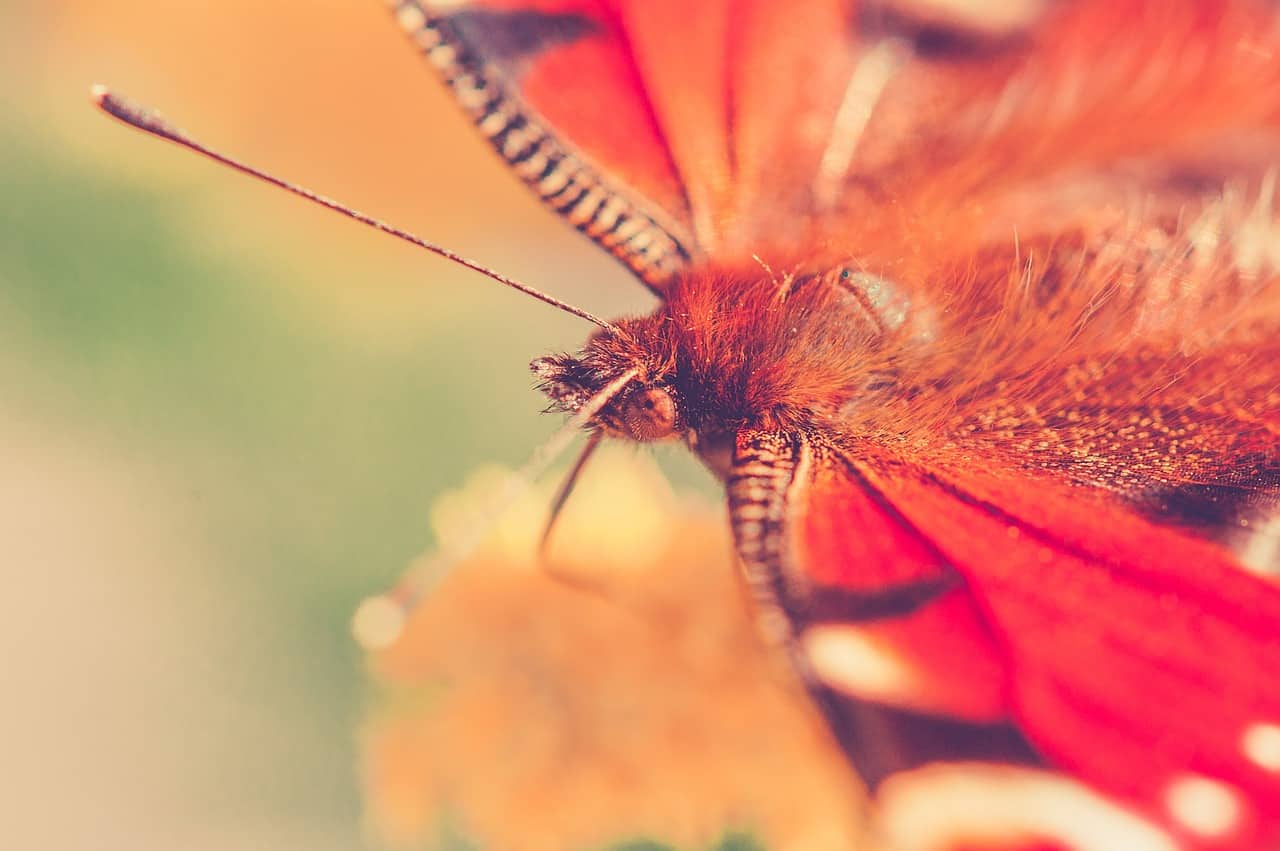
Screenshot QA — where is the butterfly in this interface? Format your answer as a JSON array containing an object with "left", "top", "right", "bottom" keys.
[
  {"left": 386, "top": 1, "right": 1280, "bottom": 849},
  {"left": 94, "top": 0, "right": 1280, "bottom": 848}
]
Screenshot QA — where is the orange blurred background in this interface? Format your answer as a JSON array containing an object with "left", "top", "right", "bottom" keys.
[{"left": 1, "top": 2, "right": 861, "bottom": 849}]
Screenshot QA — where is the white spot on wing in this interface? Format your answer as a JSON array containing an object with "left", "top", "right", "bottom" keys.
[
  {"left": 1165, "top": 774, "right": 1243, "bottom": 839},
  {"left": 1237, "top": 513, "right": 1280, "bottom": 578},
  {"left": 876, "top": 763, "right": 1178, "bottom": 851},
  {"left": 1242, "top": 722, "right": 1280, "bottom": 772},
  {"left": 803, "top": 625, "right": 916, "bottom": 703}
]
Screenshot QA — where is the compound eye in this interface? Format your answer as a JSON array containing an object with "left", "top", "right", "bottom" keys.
[{"left": 622, "top": 386, "right": 678, "bottom": 441}]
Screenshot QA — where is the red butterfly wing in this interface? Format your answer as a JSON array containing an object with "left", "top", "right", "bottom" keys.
[
  {"left": 397, "top": 0, "right": 878, "bottom": 279},
  {"left": 401, "top": 0, "right": 1280, "bottom": 287},
  {"left": 729, "top": 367, "right": 1280, "bottom": 851},
  {"left": 867, "top": 463, "right": 1280, "bottom": 848},
  {"left": 394, "top": 0, "right": 693, "bottom": 286}
]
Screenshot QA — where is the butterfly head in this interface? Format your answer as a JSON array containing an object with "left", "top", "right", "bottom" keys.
[
  {"left": 531, "top": 263, "right": 937, "bottom": 467},
  {"left": 531, "top": 324, "right": 684, "bottom": 443}
]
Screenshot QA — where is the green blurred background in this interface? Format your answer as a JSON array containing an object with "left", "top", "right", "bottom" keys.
[
  {"left": 2, "top": 3, "right": 867, "bottom": 850},
  {"left": 1, "top": 1, "right": 658, "bottom": 848}
]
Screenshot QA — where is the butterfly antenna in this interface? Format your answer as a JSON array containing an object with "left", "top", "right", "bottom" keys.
[
  {"left": 351, "top": 368, "right": 638, "bottom": 650},
  {"left": 91, "top": 85, "right": 619, "bottom": 332},
  {"left": 538, "top": 429, "right": 603, "bottom": 557}
]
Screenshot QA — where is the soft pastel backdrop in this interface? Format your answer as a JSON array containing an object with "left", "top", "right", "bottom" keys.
[{"left": 1, "top": 2, "right": 861, "bottom": 849}]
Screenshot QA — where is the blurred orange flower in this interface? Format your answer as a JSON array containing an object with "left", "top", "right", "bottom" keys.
[{"left": 360, "top": 449, "right": 868, "bottom": 851}]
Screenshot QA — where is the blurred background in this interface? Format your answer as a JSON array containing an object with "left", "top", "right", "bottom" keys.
[{"left": 1, "top": 2, "right": 861, "bottom": 849}]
